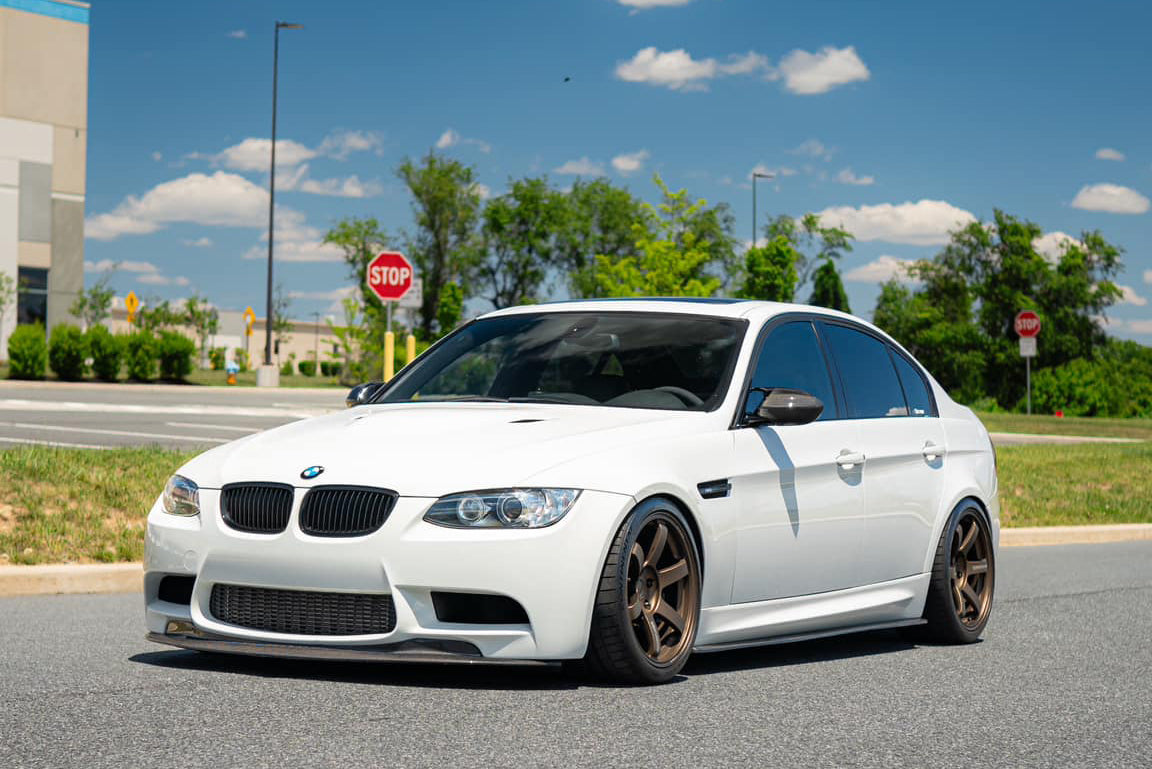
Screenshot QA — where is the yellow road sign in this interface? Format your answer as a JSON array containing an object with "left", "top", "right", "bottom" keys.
[
  {"left": 243, "top": 306, "right": 256, "bottom": 337},
  {"left": 124, "top": 291, "right": 140, "bottom": 324}
]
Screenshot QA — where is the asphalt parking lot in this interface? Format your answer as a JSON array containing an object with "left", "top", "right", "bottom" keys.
[
  {"left": 1, "top": 541, "right": 1149, "bottom": 769},
  {"left": 0, "top": 381, "right": 341, "bottom": 449}
]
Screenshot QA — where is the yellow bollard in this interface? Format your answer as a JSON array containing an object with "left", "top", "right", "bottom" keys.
[
  {"left": 384, "top": 331, "right": 395, "bottom": 381},
  {"left": 406, "top": 334, "right": 416, "bottom": 367}
]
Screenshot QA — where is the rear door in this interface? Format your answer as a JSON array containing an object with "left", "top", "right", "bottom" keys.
[
  {"left": 819, "top": 323, "right": 946, "bottom": 585},
  {"left": 729, "top": 320, "right": 868, "bottom": 603}
]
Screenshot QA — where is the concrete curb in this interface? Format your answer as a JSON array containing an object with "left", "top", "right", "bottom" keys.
[
  {"left": 0, "top": 563, "right": 142, "bottom": 597},
  {"left": 2, "top": 523, "right": 1151, "bottom": 597},
  {"left": 1000, "top": 523, "right": 1152, "bottom": 547}
]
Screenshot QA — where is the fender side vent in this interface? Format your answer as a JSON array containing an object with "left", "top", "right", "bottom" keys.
[{"left": 697, "top": 479, "right": 732, "bottom": 499}]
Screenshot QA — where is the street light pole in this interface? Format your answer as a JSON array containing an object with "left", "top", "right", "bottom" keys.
[
  {"left": 751, "top": 171, "right": 774, "bottom": 249},
  {"left": 264, "top": 20, "right": 302, "bottom": 370}
]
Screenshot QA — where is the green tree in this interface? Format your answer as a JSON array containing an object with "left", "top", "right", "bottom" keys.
[
  {"left": 135, "top": 299, "right": 182, "bottom": 333},
  {"left": 593, "top": 176, "right": 722, "bottom": 298},
  {"left": 272, "top": 283, "right": 293, "bottom": 357},
  {"left": 69, "top": 272, "right": 115, "bottom": 330},
  {"left": 555, "top": 178, "right": 645, "bottom": 299},
  {"left": 737, "top": 237, "right": 799, "bottom": 301},
  {"left": 479, "top": 177, "right": 568, "bottom": 308},
  {"left": 808, "top": 260, "right": 851, "bottom": 312},
  {"left": 182, "top": 293, "right": 219, "bottom": 367},
  {"left": 397, "top": 152, "right": 483, "bottom": 337},
  {"left": 438, "top": 281, "right": 464, "bottom": 333},
  {"left": 760, "top": 213, "right": 854, "bottom": 298}
]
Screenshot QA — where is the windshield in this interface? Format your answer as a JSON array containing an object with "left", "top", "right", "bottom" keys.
[{"left": 376, "top": 312, "right": 746, "bottom": 411}]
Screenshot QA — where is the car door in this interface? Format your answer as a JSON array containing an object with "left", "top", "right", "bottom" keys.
[
  {"left": 819, "top": 323, "right": 947, "bottom": 586},
  {"left": 728, "top": 320, "right": 869, "bottom": 603}
]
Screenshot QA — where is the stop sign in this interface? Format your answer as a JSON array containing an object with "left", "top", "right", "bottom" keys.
[
  {"left": 366, "top": 251, "right": 413, "bottom": 302},
  {"left": 1015, "top": 311, "right": 1041, "bottom": 338}
]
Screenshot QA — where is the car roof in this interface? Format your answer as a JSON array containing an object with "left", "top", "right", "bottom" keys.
[{"left": 478, "top": 298, "right": 868, "bottom": 327}]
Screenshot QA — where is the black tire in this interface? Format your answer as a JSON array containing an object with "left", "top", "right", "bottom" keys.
[
  {"left": 922, "top": 500, "right": 995, "bottom": 643},
  {"left": 582, "top": 498, "right": 702, "bottom": 685}
]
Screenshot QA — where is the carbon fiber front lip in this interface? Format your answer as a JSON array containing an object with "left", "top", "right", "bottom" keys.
[{"left": 146, "top": 632, "right": 556, "bottom": 667}]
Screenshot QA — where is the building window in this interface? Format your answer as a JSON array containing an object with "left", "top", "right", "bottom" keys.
[{"left": 17, "top": 267, "right": 48, "bottom": 327}]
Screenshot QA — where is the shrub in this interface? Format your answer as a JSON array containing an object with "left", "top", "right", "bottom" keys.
[
  {"left": 1029, "top": 348, "right": 1152, "bottom": 418},
  {"left": 86, "top": 325, "right": 123, "bottom": 382},
  {"left": 48, "top": 324, "right": 89, "bottom": 381},
  {"left": 125, "top": 331, "right": 157, "bottom": 381},
  {"left": 7, "top": 324, "right": 48, "bottom": 380},
  {"left": 233, "top": 348, "right": 250, "bottom": 372},
  {"left": 280, "top": 353, "right": 295, "bottom": 377},
  {"left": 320, "top": 361, "right": 332, "bottom": 376},
  {"left": 328, "top": 362, "right": 342, "bottom": 377},
  {"left": 298, "top": 359, "right": 316, "bottom": 376},
  {"left": 157, "top": 331, "right": 195, "bottom": 381},
  {"left": 209, "top": 346, "right": 226, "bottom": 371}
]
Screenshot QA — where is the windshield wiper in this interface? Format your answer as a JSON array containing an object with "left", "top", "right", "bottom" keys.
[{"left": 438, "top": 396, "right": 511, "bottom": 403}]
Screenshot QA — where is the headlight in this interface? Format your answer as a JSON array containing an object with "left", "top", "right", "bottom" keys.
[
  {"left": 425, "top": 489, "right": 580, "bottom": 529},
  {"left": 162, "top": 474, "right": 200, "bottom": 517}
]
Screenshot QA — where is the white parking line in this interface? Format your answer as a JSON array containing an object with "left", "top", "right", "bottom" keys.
[
  {"left": 0, "top": 399, "right": 326, "bottom": 419},
  {"left": 0, "top": 422, "right": 229, "bottom": 444},
  {"left": 0, "top": 436, "right": 113, "bottom": 450},
  {"left": 165, "top": 422, "right": 261, "bottom": 433}
]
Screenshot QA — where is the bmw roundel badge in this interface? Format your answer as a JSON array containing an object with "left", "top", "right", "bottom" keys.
[{"left": 301, "top": 465, "right": 325, "bottom": 480}]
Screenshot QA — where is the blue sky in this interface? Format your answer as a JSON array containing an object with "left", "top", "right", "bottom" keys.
[{"left": 83, "top": 0, "right": 1152, "bottom": 340}]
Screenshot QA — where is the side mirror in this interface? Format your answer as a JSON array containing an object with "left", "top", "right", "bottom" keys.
[
  {"left": 745, "top": 388, "right": 824, "bottom": 426},
  {"left": 346, "top": 382, "right": 383, "bottom": 409}
]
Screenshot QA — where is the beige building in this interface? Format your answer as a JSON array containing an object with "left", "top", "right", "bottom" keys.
[{"left": 0, "top": 0, "right": 89, "bottom": 359}]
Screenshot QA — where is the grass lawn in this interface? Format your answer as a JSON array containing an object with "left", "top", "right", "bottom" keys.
[
  {"left": 976, "top": 411, "right": 1152, "bottom": 440},
  {"left": 2, "top": 438, "right": 1151, "bottom": 565},
  {"left": 0, "top": 363, "right": 345, "bottom": 389}
]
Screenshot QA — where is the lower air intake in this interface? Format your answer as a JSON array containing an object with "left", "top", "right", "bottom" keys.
[{"left": 209, "top": 584, "right": 396, "bottom": 636}]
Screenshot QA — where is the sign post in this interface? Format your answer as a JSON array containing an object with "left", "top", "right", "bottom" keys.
[
  {"left": 365, "top": 251, "right": 414, "bottom": 380},
  {"left": 1015, "top": 311, "right": 1041, "bottom": 415}
]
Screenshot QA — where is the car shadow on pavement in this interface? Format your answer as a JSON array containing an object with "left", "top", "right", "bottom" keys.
[{"left": 130, "top": 627, "right": 922, "bottom": 690}]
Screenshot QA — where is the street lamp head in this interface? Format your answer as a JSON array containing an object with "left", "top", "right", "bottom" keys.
[
  {"left": 276, "top": 21, "right": 304, "bottom": 29},
  {"left": 752, "top": 172, "right": 775, "bottom": 180}
]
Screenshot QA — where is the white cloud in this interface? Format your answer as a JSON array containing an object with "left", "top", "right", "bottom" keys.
[
  {"left": 280, "top": 164, "right": 384, "bottom": 198},
  {"left": 435, "top": 128, "right": 491, "bottom": 153},
  {"left": 84, "top": 259, "right": 159, "bottom": 274},
  {"left": 183, "top": 237, "right": 214, "bottom": 248},
  {"left": 85, "top": 171, "right": 269, "bottom": 240},
  {"left": 227, "top": 30, "right": 247, "bottom": 39},
  {"left": 139, "top": 273, "right": 191, "bottom": 287},
  {"left": 1144, "top": 269, "right": 1152, "bottom": 285},
  {"left": 1071, "top": 183, "right": 1150, "bottom": 214},
  {"left": 750, "top": 164, "right": 796, "bottom": 179},
  {"left": 1118, "top": 285, "right": 1148, "bottom": 307},
  {"left": 1033, "top": 231, "right": 1084, "bottom": 262},
  {"left": 843, "top": 255, "right": 918, "bottom": 283},
  {"left": 611, "top": 149, "right": 650, "bottom": 175},
  {"left": 471, "top": 183, "right": 492, "bottom": 200},
  {"left": 1095, "top": 147, "right": 1125, "bottom": 162},
  {"left": 777, "top": 46, "right": 870, "bottom": 95},
  {"left": 836, "top": 168, "right": 875, "bottom": 186},
  {"left": 817, "top": 199, "right": 977, "bottom": 246},
  {"left": 196, "top": 130, "right": 384, "bottom": 172},
  {"left": 617, "top": 0, "right": 694, "bottom": 8},
  {"left": 615, "top": 47, "right": 769, "bottom": 91},
  {"left": 317, "top": 130, "right": 385, "bottom": 160},
  {"left": 554, "top": 157, "right": 607, "bottom": 176},
  {"left": 289, "top": 287, "right": 356, "bottom": 301},
  {"left": 242, "top": 209, "right": 344, "bottom": 263},
  {"left": 790, "top": 139, "right": 833, "bottom": 160},
  {"left": 1128, "top": 319, "right": 1152, "bottom": 334},
  {"left": 150, "top": 151, "right": 162, "bottom": 162}
]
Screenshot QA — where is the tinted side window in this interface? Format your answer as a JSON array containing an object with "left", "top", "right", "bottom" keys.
[
  {"left": 822, "top": 324, "right": 908, "bottom": 419},
  {"left": 748, "top": 321, "right": 837, "bottom": 420},
  {"left": 890, "top": 350, "right": 934, "bottom": 417}
]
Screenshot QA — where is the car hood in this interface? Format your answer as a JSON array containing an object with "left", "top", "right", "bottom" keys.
[{"left": 179, "top": 402, "right": 716, "bottom": 496}]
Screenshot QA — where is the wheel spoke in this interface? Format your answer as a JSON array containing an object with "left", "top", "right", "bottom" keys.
[
  {"left": 627, "top": 596, "right": 643, "bottom": 620},
  {"left": 646, "top": 523, "right": 668, "bottom": 568},
  {"left": 655, "top": 602, "right": 685, "bottom": 633},
  {"left": 958, "top": 519, "right": 978, "bottom": 554},
  {"left": 630, "top": 541, "right": 646, "bottom": 570},
  {"left": 658, "top": 559, "right": 689, "bottom": 589},
  {"left": 639, "top": 612, "right": 661, "bottom": 655},
  {"left": 952, "top": 580, "right": 965, "bottom": 614},
  {"left": 962, "top": 585, "right": 981, "bottom": 616},
  {"left": 967, "top": 559, "right": 988, "bottom": 576}
]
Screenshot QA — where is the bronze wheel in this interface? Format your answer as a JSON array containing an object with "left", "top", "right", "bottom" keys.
[
  {"left": 625, "top": 517, "right": 699, "bottom": 664},
  {"left": 923, "top": 501, "right": 995, "bottom": 643},
  {"left": 949, "top": 511, "right": 992, "bottom": 628},
  {"left": 583, "top": 500, "right": 701, "bottom": 684}
]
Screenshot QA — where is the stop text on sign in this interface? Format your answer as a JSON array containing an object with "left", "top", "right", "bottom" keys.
[
  {"left": 1015, "top": 311, "right": 1041, "bottom": 338},
  {"left": 366, "top": 251, "right": 414, "bottom": 301}
]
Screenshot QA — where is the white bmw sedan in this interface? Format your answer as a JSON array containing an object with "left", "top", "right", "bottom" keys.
[{"left": 145, "top": 299, "right": 998, "bottom": 684}]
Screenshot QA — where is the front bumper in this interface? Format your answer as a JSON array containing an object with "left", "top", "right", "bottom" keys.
[{"left": 144, "top": 489, "right": 633, "bottom": 661}]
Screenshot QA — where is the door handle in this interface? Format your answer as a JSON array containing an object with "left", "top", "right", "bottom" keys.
[
  {"left": 836, "top": 450, "right": 866, "bottom": 469},
  {"left": 922, "top": 443, "right": 947, "bottom": 461}
]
